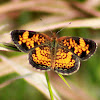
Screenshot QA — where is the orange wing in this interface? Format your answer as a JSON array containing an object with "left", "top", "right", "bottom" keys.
[
  {"left": 54, "top": 47, "right": 80, "bottom": 75},
  {"left": 58, "top": 36, "right": 97, "bottom": 60},
  {"left": 11, "top": 30, "right": 51, "bottom": 52},
  {"left": 29, "top": 45, "right": 51, "bottom": 70}
]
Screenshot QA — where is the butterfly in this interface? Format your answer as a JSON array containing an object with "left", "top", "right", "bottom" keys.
[{"left": 11, "top": 30, "right": 97, "bottom": 75}]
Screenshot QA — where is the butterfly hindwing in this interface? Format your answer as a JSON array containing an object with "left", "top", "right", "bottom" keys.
[
  {"left": 29, "top": 45, "right": 51, "bottom": 70},
  {"left": 11, "top": 30, "right": 51, "bottom": 52},
  {"left": 58, "top": 36, "right": 97, "bottom": 60},
  {"left": 54, "top": 47, "right": 80, "bottom": 75}
]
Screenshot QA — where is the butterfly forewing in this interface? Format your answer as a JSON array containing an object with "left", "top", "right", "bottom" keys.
[
  {"left": 58, "top": 36, "right": 97, "bottom": 60},
  {"left": 11, "top": 30, "right": 51, "bottom": 52}
]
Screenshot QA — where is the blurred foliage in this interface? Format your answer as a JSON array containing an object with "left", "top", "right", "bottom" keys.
[
  {"left": 69, "top": 0, "right": 86, "bottom": 2},
  {"left": 0, "top": 73, "right": 47, "bottom": 100},
  {"left": 0, "top": 0, "right": 100, "bottom": 100}
]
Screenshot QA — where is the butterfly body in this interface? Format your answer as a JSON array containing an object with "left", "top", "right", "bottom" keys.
[{"left": 11, "top": 30, "right": 97, "bottom": 75}]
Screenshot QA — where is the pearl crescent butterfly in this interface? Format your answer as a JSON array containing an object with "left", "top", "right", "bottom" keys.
[{"left": 11, "top": 30, "right": 97, "bottom": 75}]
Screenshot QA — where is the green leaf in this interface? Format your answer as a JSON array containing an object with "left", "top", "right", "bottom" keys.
[{"left": 58, "top": 74, "right": 71, "bottom": 89}]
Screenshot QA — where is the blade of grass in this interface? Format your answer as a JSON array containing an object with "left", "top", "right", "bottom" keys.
[
  {"left": 58, "top": 74, "right": 71, "bottom": 89},
  {"left": 0, "top": 43, "right": 20, "bottom": 51},
  {"left": 45, "top": 71, "right": 54, "bottom": 100},
  {"left": 0, "top": 73, "right": 32, "bottom": 88}
]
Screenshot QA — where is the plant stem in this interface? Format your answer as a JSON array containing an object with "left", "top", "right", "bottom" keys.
[{"left": 45, "top": 71, "right": 54, "bottom": 100}]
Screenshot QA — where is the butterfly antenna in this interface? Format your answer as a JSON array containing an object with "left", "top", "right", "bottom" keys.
[
  {"left": 56, "top": 22, "right": 71, "bottom": 35},
  {"left": 40, "top": 18, "right": 53, "bottom": 34}
]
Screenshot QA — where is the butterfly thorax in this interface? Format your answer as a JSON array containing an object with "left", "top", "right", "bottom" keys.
[
  {"left": 50, "top": 33, "right": 58, "bottom": 69},
  {"left": 51, "top": 32, "right": 57, "bottom": 39}
]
